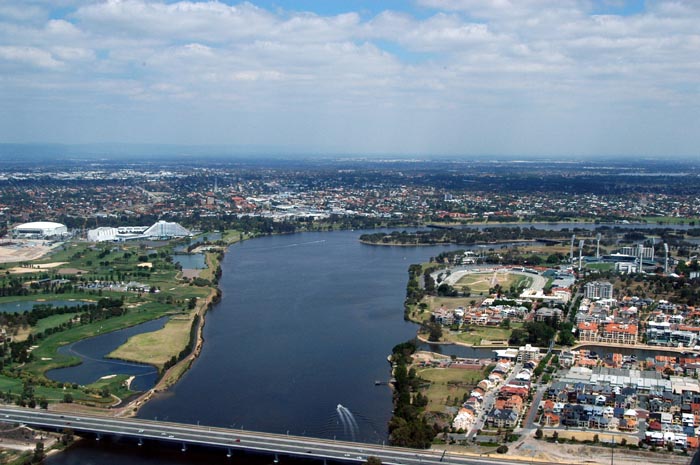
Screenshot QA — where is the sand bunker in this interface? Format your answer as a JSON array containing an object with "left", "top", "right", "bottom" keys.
[{"left": 7, "top": 262, "right": 68, "bottom": 274}]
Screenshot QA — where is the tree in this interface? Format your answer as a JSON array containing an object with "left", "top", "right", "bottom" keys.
[
  {"left": 63, "top": 393, "right": 73, "bottom": 404},
  {"left": 437, "top": 283, "right": 458, "bottom": 297},
  {"left": 32, "top": 441, "right": 44, "bottom": 463},
  {"left": 535, "top": 428, "right": 543, "bottom": 439},
  {"left": 365, "top": 457, "right": 382, "bottom": 465},
  {"left": 557, "top": 322, "right": 576, "bottom": 346},
  {"left": 61, "top": 428, "right": 74, "bottom": 445},
  {"left": 509, "top": 328, "right": 528, "bottom": 346},
  {"left": 425, "top": 322, "right": 443, "bottom": 342}
]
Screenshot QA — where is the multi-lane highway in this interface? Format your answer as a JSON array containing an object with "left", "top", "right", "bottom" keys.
[{"left": 0, "top": 406, "right": 576, "bottom": 465}]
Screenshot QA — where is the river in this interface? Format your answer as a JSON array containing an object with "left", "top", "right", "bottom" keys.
[
  {"left": 46, "top": 230, "right": 465, "bottom": 464},
  {"left": 42, "top": 224, "right": 696, "bottom": 464}
]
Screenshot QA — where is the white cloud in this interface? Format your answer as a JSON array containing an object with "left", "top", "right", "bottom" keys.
[
  {"left": 0, "top": 45, "right": 63, "bottom": 69},
  {"left": 0, "top": 0, "right": 698, "bottom": 155}
]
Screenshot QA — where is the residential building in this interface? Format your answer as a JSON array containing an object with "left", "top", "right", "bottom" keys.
[{"left": 584, "top": 281, "right": 614, "bottom": 300}]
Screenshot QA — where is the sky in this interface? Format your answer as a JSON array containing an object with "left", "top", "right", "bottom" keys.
[{"left": 0, "top": 0, "right": 699, "bottom": 157}]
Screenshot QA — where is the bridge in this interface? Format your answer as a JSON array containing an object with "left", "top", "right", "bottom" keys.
[{"left": 0, "top": 406, "right": 568, "bottom": 465}]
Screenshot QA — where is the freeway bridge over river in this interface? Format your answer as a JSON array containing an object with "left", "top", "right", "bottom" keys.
[{"left": 0, "top": 406, "right": 692, "bottom": 465}]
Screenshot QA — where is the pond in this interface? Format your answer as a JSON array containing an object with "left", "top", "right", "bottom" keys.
[
  {"left": 46, "top": 316, "right": 169, "bottom": 392},
  {"left": 174, "top": 232, "right": 222, "bottom": 253},
  {"left": 0, "top": 300, "right": 93, "bottom": 314},
  {"left": 173, "top": 253, "right": 206, "bottom": 269}
]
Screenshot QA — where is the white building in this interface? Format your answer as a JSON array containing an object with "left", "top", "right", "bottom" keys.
[
  {"left": 517, "top": 344, "right": 540, "bottom": 363},
  {"left": 143, "top": 220, "right": 191, "bottom": 239},
  {"left": 87, "top": 221, "right": 190, "bottom": 242},
  {"left": 12, "top": 221, "right": 67, "bottom": 238},
  {"left": 452, "top": 409, "right": 475, "bottom": 432}
]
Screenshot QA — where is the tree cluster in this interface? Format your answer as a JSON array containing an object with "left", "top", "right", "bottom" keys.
[{"left": 388, "top": 341, "right": 436, "bottom": 448}]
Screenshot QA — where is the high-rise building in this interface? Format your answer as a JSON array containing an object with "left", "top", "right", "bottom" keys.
[{"left": 584, "top": 281, "right": 613, "bottom": 300}]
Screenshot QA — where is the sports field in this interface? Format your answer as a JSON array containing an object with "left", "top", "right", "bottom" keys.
[{"left": 454, "top": 271, "right": 533, "bottom": 294}]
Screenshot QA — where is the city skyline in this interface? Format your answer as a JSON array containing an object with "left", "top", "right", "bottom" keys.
[{"left": 1, "top": 0, "right": 699, "bottom": 157}]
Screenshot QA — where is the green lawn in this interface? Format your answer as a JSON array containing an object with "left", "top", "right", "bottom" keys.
[
  {"left": 417, "top": 367, "right": 484, "bottom": 413},
  {"left": 450, "top": 326, "right": 513, "bottom": 345},
  {"left": 222, "top": 230, "right": 242, "bottom": 243},
  {"left": 454, "top": 271, "right": 531, "bottom": 295},
  {"left": 0, "top": 294, "right": 96, "bottom": 304},
  {"left": 0, "top": 374, "right": 119, "bottom": 404},
  {"left": 587, "top": 262, "right": 614, "bottom": 271},
  {"left": 32, "top": 313, "right": 80, "bottom": 334},
  {"left": 512, "top": 275, "right": 533, "bottom": 288},
  {"left": 109, "top": 314, "right": 193, "bottom": 368},
  {"left": 638, "top": 216, "right": 699, "bottom": 225}
]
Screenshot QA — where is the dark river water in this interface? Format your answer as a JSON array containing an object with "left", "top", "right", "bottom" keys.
[
  {"left": 41, "top": 223, "right": 698, "bottom": 464},
  {"left": 46, "top": 230, "right": 465, "bottom": 464}
]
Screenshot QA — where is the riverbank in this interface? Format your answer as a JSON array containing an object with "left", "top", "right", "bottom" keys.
[
  {"left": 22, "top": 232, "right": 236, "bottom": 419},
  {"left": 105, "top": 285, "right": 218, "bottom": 418},
  {"left": 84, "top": 236, "right": 238, "bottom": 417},
  {"left": 359, "top": 239, "right": 453, "bottom": 247},
  {"left": 360, "top": 238, "right": 542, "bottom": 247}
]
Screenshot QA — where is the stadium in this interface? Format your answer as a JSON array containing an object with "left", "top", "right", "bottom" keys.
[
  {"left": 12, "top": 221, "right": 68, "bottom": 239},
  {"left": 87, "top": 220, "right": 191, "bottom": 242}
]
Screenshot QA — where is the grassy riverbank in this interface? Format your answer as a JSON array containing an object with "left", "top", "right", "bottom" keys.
[
  {"left": 0, "top": 230, "right": 242, "bottom": 408},
  {"left": 107, "top": 313, "right": 194, "bottom": 367}
]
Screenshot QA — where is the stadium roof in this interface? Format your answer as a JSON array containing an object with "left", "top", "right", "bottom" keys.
[{"left": 15, "top": 221, "right": 66, "bottom": 230}]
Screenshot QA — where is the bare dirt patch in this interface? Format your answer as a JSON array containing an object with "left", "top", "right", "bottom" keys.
[
  {"left": 506, "top": 431, "right": 691, "bottom": 465},
  {"left": 181, "top": 269, "right": 201, "bottom": 279},
  {"left": 0, "top": 242, "right": 52, "bottom": 264},
  {"left": 7, "top": 262, "right": 68, "bottom": 274},
  {"left": 57, "top": 267, "right": 88, "bottom": 275}
]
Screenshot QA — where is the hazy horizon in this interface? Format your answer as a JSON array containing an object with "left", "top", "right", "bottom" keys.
[
  {"left": 2, "top": 142, "right": 700, "bottom": 164},
  {"left": 1, "top": 1, "right": 699, "bottom": 158}
]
